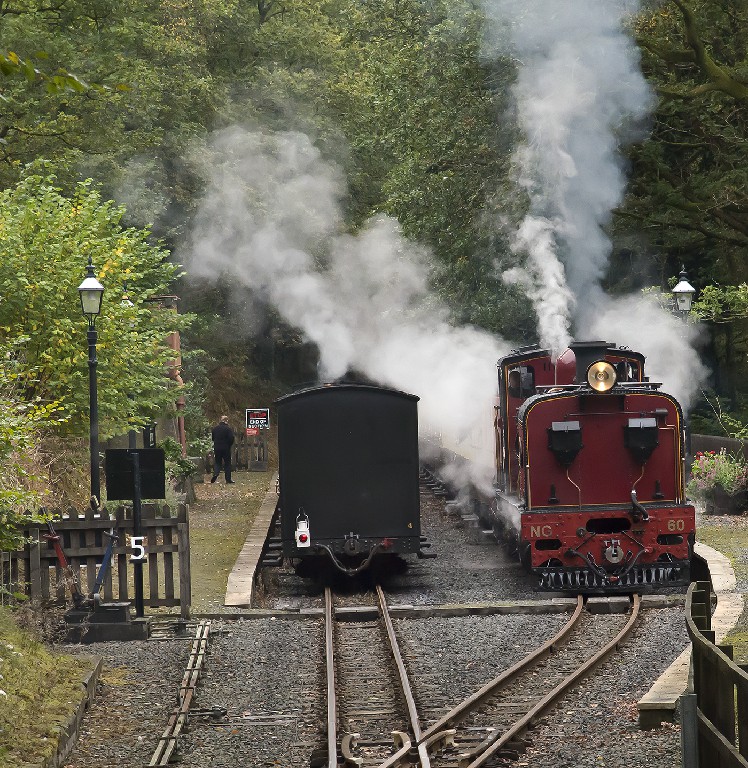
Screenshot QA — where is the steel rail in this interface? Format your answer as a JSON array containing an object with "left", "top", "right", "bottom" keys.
[
  {"left": 148, "top": 620, "right": 211, "bottom": 766},
  {"left": 462, "top": 592, "right": 642, "bottom": 768},
  {"left": 375, "top": 585, "right": 431, "bottom": 768},
  {"left": 417, "top": 593, "right": 585, "bottom": 748},
  {"left": 324, "top": 586, "right": 339, "bottom": 768}
]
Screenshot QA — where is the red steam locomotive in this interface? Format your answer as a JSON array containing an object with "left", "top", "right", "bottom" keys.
[{"left": 489, "top": 340, "right": 695, "bottom": 592}]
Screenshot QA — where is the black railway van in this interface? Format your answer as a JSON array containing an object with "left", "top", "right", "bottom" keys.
[{"left": 275, "top": 383, "right": 421, "bottom": 573}]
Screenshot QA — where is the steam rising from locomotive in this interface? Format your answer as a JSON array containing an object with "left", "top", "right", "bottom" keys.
[
  {"left": 181, "top": 2, "right": 707, "bottom": 509},
  {"left": 481, "top": 0, "right": 655, "bottom": 355},
  {"left": 478, "top": 0, "right": 707, "bottom": 407}
]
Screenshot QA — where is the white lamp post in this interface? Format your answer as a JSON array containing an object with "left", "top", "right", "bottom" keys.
[
  {"left": 78, "top": 257, "right": 104, "bottom": 507},
  {"left": 672, "top": 266, "right": 696, "bottom": 315}
]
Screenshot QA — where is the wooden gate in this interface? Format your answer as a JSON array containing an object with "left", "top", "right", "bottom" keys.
[
  {"left": 6, "top": 503, "right": 191, "bottom": 619},
  {"left": 234, "top": 431, "right": 269, "bottom": 471}
]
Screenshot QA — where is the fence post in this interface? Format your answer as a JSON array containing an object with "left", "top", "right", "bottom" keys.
[
  {"left": 680, "top": 691, "right": 699, "bottom": 768},
  {"left": 28, "top": 527, "right": 42, "bottom": 600},
  {"left": 177, "top": 503, "right": 191, "bottom": 619}
]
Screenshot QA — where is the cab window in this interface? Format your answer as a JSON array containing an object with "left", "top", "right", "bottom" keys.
[{"left": 508, "top": 366, "right": 535, "bottom": 399}]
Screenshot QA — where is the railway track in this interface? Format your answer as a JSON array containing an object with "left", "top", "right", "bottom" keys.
[
  {"left": 323, "top": 585, "right": 431, "bottom": 767},
  {"left": 144, "top": 591, "right": 641, "bottom": 767},
  {"left": 325, "top": 591, "right": 641, "bottom": 768},
  {"left": 421, "top": 593, "right": 641, "bottom": 767}
]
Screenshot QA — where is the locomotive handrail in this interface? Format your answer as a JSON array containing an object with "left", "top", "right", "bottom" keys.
[
  {"left": 533, "top": 381, "right": 663, "bottom": 393},
  {"left": 685, "top": 581, "right": 748, "bottom": 767}
]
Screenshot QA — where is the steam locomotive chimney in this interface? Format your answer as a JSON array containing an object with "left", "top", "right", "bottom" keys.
[{"left": 569, "top": 341, "right": 613, "bottom": 383}]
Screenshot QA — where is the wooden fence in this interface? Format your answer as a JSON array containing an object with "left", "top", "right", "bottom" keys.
[
  {"left": 4, "top": 503, "right": 191, "bottom": 619},
  {"left": 204, "top": 430, "right": 269, "bottom": 473},
  {"left": 684, "top": 581, "right": 748, "bottom": 767},
  {"left": 691, "top": 433, "right": 748, "bottom": 462},
  {"left": 234, "top": 430, "right": 269, "bottom": 471}
]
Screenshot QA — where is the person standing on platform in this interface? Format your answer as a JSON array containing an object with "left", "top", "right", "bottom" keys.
[{"left": 211, "top": 415, "right": 235, "bottom": 484}]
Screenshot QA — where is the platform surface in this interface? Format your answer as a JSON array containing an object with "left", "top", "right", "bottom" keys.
[
  {"left": 637, "top": 541, "right": 745, "bottom": 728},
  {"left": 224, "top": 473, "right": 279, "bottom": 607}
]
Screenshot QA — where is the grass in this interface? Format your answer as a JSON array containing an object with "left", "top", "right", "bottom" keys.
[
  {"left": 0, "top": 606, "right": 89, "bottom": 767},
  {"left": 187, "top": 469, "right": 276, "bottom": 612},
  {"left": 696, "top": 512, "right": 748, "bottom": 662}
]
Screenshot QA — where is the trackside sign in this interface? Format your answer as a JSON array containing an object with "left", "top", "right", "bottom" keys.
[{"left": 246, "top": 408, "right": 270, "bottom": 435}]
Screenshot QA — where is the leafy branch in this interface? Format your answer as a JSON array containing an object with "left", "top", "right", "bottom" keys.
[
  {"left": 0, "top": 50, "right": 129, "bottom": 102},
  {"left": 645, "top": 0, "right": 748, "bottom": 102}
]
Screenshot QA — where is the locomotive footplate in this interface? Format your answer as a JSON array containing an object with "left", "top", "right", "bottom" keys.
[{"left": 537, "top": 561, "right": 690, "bottom": 592}]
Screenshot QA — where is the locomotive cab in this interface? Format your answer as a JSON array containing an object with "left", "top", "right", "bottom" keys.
[{"left": 493, "top": 341, "right": 695, "bottom": 592}]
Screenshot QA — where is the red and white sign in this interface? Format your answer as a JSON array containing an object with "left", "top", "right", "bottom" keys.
[
  {"left": 246, "top": 408, "right": 270, "bottom": 429},
  {"left": 246, "top": 427, "right": 260, "bottom": 436}
]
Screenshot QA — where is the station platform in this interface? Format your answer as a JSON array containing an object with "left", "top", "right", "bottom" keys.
[
  {"left": 224, "top": 473, "right": 278, "bottom": 608},
  {"left": 637, "top": 541, "right": 745, "bottom": 728}
]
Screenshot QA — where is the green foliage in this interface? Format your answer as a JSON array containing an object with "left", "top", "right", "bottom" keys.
[
  {"left": 159, "top": 437, "right": 196, "bottom": 480},
  {"left": 0, "top": 50, "right": 99, "bottom": 99},
  {"left": 690, "top": 389, "right": 748, "bottom": 437},
  {"left": 0, "top": 0, "right": 221, "bottom": 210},
  {"left": 692, "top": 283, "right": 748, "bottom": 324},
  {"left": 687, "top": 448, "right": 748, "bottom": 497},
  {"left": 0, "top": 167, "right": 192, "bottom": 441},
  {"left": 615, "top": 1, "right": 748, "bottom": 414},
  {"left": 623, "top": 1, "right": 748, "bottom": 277},
  {"left": 318, "top": 0, "right": 527, "bottom": 334},
  {"left": 0, "top": 351, "right": 67, "bottom": 550}
]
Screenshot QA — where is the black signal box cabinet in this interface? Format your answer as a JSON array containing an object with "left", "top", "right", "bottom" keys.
[{"left": 275, "top": 384, "right": 421, "bottom": 555}]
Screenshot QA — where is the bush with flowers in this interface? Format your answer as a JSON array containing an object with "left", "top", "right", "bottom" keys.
[{"left": 687, "top": 448, "right": 748, "bottom": 508}]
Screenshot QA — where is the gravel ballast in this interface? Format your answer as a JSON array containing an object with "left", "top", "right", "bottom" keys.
[{"left": 58, "top": 473, "right": 703, "bottom": 767}]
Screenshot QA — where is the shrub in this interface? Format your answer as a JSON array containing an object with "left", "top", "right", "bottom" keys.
[
  {"left": 687, "top": 449, "right": 748, "bottom": 498},
  {"left": 159, "top": 437, "right": 196, "bottom": 480}
]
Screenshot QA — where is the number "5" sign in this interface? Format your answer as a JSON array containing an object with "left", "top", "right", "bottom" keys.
[{"left": 129, "top": 535, "right": 146, "bottom": 561}]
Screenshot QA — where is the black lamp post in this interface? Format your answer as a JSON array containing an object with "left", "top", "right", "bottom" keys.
[
  {"left": 78, "top": 257, "right": 105, "bottom": 507},
  {"left": 671, "top": 266, "right": 696, "bottom": 463},
  {"left": 121, "top": 283, "right": 138, "bottom": 450}
]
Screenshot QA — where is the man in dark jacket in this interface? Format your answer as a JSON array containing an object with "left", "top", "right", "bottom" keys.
[{"left": 211, "top": 415, "right": 235, "bottom": 484}]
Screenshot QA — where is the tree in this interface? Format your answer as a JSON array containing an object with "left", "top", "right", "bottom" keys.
[
  {"left": 0, "top": 167, "right": 191, "bottom": 441},
  {"left": 618, "top": 0, "right": 748, "bottom": 411},
  {"left": 0, "top": 0, "right": 223, "bottom": 222},
  {"left": 624, "top": 0, "right": 748, "bottom": 278},
  {"left": 323, "top": 0, "right": 532, "bottom": 337},
  {"left": 0, "top": 356, "right": 63, "bottom": 550}
]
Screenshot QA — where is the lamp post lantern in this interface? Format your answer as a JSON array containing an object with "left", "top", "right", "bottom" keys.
[
  {"left": 672, "top": 266, "right": 696, "bottom": 315},
  {"left": 78, "top": 257, "right": 104, "bottom": 507}
]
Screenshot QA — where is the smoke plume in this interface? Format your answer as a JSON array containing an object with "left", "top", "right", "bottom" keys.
[
  {"left": 482, "top": 1, "right": 653, "bottom": 349},
  {"left": 182, "top": 126, "right": 508, "bottom": 489},
  {"left": 480, "top": 0, "right": 707, "bottom": 404}
]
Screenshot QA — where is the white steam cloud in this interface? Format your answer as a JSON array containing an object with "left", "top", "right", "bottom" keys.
[
  {"left": 482, "top": 0, "right": 707, "bottom": 404},
  {"left": 483, "top": 0, "right": 654, "bottom": 353},
  {"left": 181, "top": 1, "right": 707, "bottom": 502},
  {"left": 183, "top": 127, "right": 508, "bottom": 489}
]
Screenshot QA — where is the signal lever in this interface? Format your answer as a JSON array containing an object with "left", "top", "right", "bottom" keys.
[{"left": 630, "top": 490, "right": 650, "bottom": 522}]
